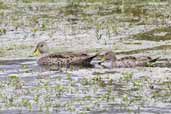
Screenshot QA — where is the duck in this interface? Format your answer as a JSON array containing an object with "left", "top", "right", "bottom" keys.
[
  {"left": 33, "top": 41, "right": 98, "bottom": 69},
  {"left": 99, "top": 51, "right": 159, "bottom": 68}
]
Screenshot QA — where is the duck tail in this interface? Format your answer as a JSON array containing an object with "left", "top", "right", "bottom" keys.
[
  {"left": 149, "top": 57, "right": 160, "bottom": 62},
  {"left": 86, "top": 53, "right": 99, "bottom": 62},
  {"left": 82, "top": 53, "right": 100, "bottom": 67}
]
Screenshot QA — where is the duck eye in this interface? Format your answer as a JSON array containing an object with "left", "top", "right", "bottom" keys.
[{"left": 40, "top": 44, "right": 43, "bottom": 47}]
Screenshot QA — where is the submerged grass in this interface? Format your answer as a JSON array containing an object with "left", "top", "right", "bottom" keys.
[
  {"left": 0, "top": 0, "right": 171, "bottom": 113},
  {"left": 115, "top": 45, "right": 171, "bottom": 55},
  {"left": 0, "top": 0, "right": 170, "bottom": 57},
  {"left": 133, "top": 27, "right": 171, "bottom": 41},
  {"left": 0, "top": 2, "right": 8, "bottom": 9},
  {"left": 0, "top": 72, "right": 170, "bottom": 113}
]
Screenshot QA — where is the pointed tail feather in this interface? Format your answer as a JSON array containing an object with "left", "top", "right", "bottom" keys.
[
  {"left": 85, "top": 54, "right": 99, "bottom": 63},
  {"left": 149, "top": 57, "right": 160, "bottom": 63},
  {"left": 83, "top": 53, "right": 99, "bottom": 66}
]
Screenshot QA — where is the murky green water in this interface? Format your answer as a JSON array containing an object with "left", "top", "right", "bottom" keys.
[{"left": 0, "top": 0, "right": 171, "bottom": 114}]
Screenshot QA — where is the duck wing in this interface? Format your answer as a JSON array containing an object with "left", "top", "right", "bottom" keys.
[
  {"left": 37, "top": 52, "right": 98, "bottom": 67},
  {"left": 100, "top": 55, "right": 159, "bottom": 68},
  {"left": 113, "top": 59, "right": 136, "bottom": 68},
  {"left": 65, "top": 53, "right": 98, "bottom": 66},
  {"left": 114, "top": 56, "right": 159, "bottom": 67}
]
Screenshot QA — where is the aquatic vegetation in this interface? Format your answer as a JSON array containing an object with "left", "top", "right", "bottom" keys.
[
  {"left": 0, "top": 2, "right": 8, "bottom": 9},
  {"left": 0, "top": 0, "right": 171, "bottom": 114},
  {"left": 0, "top": 0, "right": 170, "bottom": 58},
  {"left": 0, "top": 70, "right": 170, "bottom": 113},
  {"left": 0, "top": 28, "right": 6, "bottom": 35},
  {"left": 133, "top": 27, "right": 171, "bottom": 41}
]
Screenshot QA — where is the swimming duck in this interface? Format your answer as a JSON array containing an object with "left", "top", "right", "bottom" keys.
[
  {"left": 100, "top": 51, "right": 159, "bottom": 68},
  {"left": 33, "top": 41, "right": 98, "bottom": 69}
]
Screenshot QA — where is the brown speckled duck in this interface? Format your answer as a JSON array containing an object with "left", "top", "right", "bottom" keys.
[
  {"left": 100, "top": 51, "right": 159, "bottom": 68},
  {"left": 33, "top": 41, "right": 98, "bottom": 69}
]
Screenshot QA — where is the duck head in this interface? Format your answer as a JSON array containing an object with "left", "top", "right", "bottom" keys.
[{"left": 33, "top": 41, "right": 49, "bottom": 56}]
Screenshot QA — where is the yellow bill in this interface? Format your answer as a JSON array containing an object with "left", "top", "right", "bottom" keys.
[
  {"left": 33, "top": 48, "right": 41, "bottom": 57},
  {"left": 101, "top": 56, "right": 107, "bottom": 62}
]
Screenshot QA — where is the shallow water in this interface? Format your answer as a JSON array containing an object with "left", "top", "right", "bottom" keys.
[
  {"left": 0, "top": 59, "right": 170, "bottom": 114},
  {"left": 0, "top": 0, "right": 171, "bottom": 114}
]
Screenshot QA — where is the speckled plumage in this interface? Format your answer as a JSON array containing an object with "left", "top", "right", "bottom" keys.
[
  {"left": 34, "top": 42, "right": 98, "bottom": 68},
  {"left": 100, "top": 51, "right": 159, "bottom": 68},
  {"left": 38, "top": 52, "right": 97, "bottom": 67}
]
